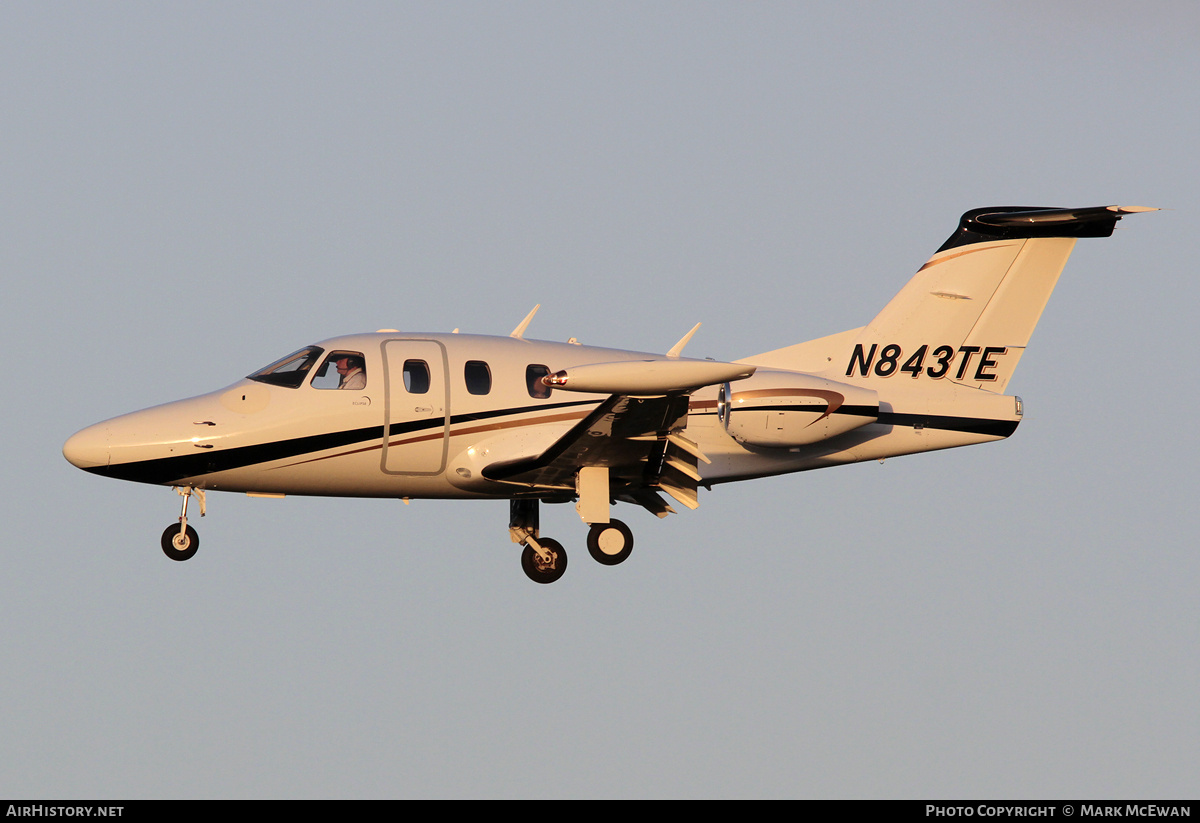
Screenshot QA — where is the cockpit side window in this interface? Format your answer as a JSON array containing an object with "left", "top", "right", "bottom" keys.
[
  {"left": 311, "top": 351, "right": 367, "bottom": 390},
  {"left": 464, "top": 360, "right": 491, "bottom": 395},
  {"left": 404, "top": 360, "right": 431, "bottom": 393},
  {"left": 526, "top": 364, "right": 552, "bottom": 399},
  {"left": 248, "top": 346, "right": 325, "bottom": 389}
]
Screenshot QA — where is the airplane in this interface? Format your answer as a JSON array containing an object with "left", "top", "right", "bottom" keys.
[{"left": 63, "top": 204, "right": 1154, "bottom": 583}]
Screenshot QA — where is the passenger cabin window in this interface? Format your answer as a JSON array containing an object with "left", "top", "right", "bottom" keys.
[
  {"left": 248, "top": 346, "right": 324, "bottom": 389},
  {"left": 526, "top": 364, "right": 552, "bottom": 399},
  {"left": 404, "top": 360, "right": 431, "bottom": 393},
  {"left": 464, "top": 360, "right": 491, "bottom": 395},
  {"left": 311, "top": 351, "right": 367, "bottom": 390}
]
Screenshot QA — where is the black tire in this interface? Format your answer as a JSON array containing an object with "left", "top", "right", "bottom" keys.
[
  {"left": 161, "top": 524, "right": 199, "bottom": 561},
  {"left": 586, "top": 519, "right": 634, "bottom": 566},
  {"left": 521, "top": 538, "right": 567, "bottom": 584}
]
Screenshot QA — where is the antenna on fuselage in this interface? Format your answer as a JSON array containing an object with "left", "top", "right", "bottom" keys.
[
  {"left": 666, "top": 322, "right": 702, "bottom": 358},
  {"left": 510, "top": 304, "right": 540, "bottom": 339}
]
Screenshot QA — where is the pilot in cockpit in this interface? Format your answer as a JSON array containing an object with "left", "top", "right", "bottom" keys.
[{"left": 335, "top": 355, "right": 366, "bottom": 390}]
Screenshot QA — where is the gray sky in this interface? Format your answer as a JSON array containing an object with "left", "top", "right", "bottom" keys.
[{"left": 3, "top": 1, "right": 1197, "bottom": 799}]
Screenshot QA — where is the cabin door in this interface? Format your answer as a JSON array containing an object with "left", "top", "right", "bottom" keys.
[{"left": 381, "top": 338, "right": 450, "bottom": 475}]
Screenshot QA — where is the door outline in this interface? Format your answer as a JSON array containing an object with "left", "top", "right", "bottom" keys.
[{"left": 381, "top": 338, "right": 450, "bottom": 475}]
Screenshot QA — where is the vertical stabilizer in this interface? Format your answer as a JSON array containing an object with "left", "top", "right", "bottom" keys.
[
  {"left": 848, "top": 233, "right": 1075, "bottom": 392},
  {"left": 833, "top": 206, "right": 1152, "bottom": 392}
]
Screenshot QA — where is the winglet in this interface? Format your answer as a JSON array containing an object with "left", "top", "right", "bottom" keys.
[
  {"left": 667, "top": 322, "right": 702, "bottom": 358},
  {"left": 510, "top": 304, "right": 540, "bottom": 339}
]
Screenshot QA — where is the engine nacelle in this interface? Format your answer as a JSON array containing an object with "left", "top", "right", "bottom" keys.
[{"left": 719, "top": 372, "right": 879, "bottom": 448}]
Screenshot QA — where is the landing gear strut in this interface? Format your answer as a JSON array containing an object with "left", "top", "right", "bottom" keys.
[
  {"left": 510, "top": 498, "right": 568, "bottom": 584},
  {"left": 162, "top": 486, "right": 204, "bottom": 562}
]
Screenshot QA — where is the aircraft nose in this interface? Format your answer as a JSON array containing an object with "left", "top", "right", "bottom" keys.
[{"left": 63, "top": 424, "right": 109, "bottom": 471}]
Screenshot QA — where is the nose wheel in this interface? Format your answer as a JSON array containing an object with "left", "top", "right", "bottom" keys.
[
  {"left": 161, "top": 486, "right": 204, "bottom": 562},
  {"left": 161, "top": 524, "right": 199, "bottom": 561}
]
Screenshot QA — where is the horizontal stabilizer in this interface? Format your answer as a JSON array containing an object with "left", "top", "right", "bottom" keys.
[{"left": 939, "top": 205, "right": 1157, "bottom": 251}]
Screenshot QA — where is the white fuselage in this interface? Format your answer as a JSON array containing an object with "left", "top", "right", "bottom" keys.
[{"left": 63, "top": 331, "right": 1021, "bottom": 500}]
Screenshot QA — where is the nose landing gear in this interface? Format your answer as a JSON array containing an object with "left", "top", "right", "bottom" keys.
[{"left": 162, "top": 486, "right": 204, "bottom": 562}]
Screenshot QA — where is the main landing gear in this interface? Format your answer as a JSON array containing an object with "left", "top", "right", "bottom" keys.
[
  {"left": 161, "top": 486, "right": 204, "bottom": 562},
  {"left": 587, "top": 519, "right": 634, "bottom": 566},
  {"left": 520, "top": 537, "right": 567, "bottom": 584},
  {"left": 510, "top": 499, "right": 634, "bottom": 584}
]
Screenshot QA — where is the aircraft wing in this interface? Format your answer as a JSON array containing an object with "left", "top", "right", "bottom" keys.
[{"left": 482, "top": 358, "right": 754, "bottom": 514}]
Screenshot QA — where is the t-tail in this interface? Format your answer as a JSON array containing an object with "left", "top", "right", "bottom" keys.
[
  {"left": 733, "top": 205, "right": 1155, "bottom": 461},
  {"left": 748, "top": 205, "right": 1155, "bottom": 388},
  {"left": 838, "top": 205, "right": 1156, "bottom": 392}
]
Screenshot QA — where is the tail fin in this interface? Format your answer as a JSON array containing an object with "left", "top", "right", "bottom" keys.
[{"left": 749, "top": 206, "right": 1154, "bottom": 392}]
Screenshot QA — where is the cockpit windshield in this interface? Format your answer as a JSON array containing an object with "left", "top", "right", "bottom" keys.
[{"left": 247, "top": 346, "right": 325, "bottom": 389}]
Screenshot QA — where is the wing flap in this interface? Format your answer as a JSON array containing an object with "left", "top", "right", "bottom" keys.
[
  {"left": 482, "top": 358, "right": 742, "bottom": 511},
  {"left": 482, "top": 394, "right": 691, "bottom": 490}
]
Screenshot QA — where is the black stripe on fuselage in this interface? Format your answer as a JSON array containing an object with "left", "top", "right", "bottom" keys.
[
  {"left": 86, "top": 399, "right": 1017, "bottom": 487},
  {"left": 85, "top": 399, "right": 600, "bottom": 486},
  {"left": 877, "top": 411, "right": 1018, "bottom": 438}
]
